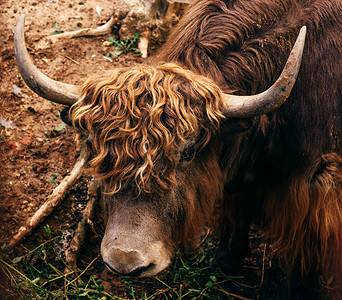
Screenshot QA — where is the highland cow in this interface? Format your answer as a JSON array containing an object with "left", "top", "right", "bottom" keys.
[{"left": 14, "top": 0, "right": 342, "bottom": 298}]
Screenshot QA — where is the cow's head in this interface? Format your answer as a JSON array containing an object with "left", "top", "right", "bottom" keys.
[
  {"left": 72, "top": 63, "right": 226, "bottom": 276},
  {"left": 14, "top": 14, "right": 306, "bottom": 276}
]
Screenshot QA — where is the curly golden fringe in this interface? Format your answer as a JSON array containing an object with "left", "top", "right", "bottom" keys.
[
  {"left": 265, "top": 153, "right": 342, "bottom": 289},
  {"left": 71, "top": 63, "right": 224, "bottom": 194}
]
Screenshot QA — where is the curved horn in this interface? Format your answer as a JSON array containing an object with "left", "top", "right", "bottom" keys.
[
  {"left": 14, "top": 15, "right": 79, "bottom": 105},
  {"left": 223, "top": 26, "right": 307, "bottom": 117}
]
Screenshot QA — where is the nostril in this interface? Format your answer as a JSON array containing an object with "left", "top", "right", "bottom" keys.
[
  {"left": 104, "top": 261, "right": 155, "bottom": 277},
  {"left": 127, "top": 263, "right": 155, "bottom": 277}
]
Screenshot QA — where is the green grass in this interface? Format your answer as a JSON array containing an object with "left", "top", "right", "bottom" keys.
[
  {"left": 0, "top": 229, "right": 243, "bottom": 300},
  {"left": 107, "top": 34, "right": 141, "bottom": 57},
  {"left": 1, "top": 235, "right": 121, "bottom": 299}
]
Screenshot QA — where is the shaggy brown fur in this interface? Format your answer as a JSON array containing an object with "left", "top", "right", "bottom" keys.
[
  {"left": 158, "top": 0, "right": 342, "bottom": 297},
  {"left": 263, "top": 154, "right": 342, "bottom": 289},
  {"left": 71, "top": 63, "right": 224, "bottom": 194},
  {"left": 70, "top": 0, "right": 342, "bottom": 297}
]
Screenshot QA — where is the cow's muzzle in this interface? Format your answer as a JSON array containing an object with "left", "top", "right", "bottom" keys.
[{"left": 101, "top": 238, "right": 172, "bottom": 277}]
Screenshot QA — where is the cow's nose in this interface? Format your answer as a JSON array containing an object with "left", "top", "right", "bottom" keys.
[{"left": 103, "top": 248, "right": 154, "bottom": 276}]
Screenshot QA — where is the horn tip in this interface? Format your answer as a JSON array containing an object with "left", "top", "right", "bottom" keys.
[
  {"left": 16, "top": 15, "right": 26, "bottom": 33},
  {"left": 299, "top": 26, "right": 307, "bottom": 37},
  {"left": 18, "top": 14, "right": 26, "bottom": 22}
]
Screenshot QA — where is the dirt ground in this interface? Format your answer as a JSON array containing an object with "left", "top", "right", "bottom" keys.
[
  {"left": 0, "top": 1, "right": 288, "bottom": 299},
  {"left": 0, "top": 0, "right": 147, "bottom": 294},
  {"left": 0, "top": 0, "right": 141, "bottom": 244}
]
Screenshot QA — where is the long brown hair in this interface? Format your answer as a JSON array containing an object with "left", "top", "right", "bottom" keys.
[
  {"left": 158, "top": 0, "right": 342, "bottom": 293},
  {"left": 71, "top": 63, "right": 224, "bottom": 194}
]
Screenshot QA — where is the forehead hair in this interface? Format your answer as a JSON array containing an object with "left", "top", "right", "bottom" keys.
[{"left": 71, "top": 63, "right": 225, "bottom": 194}]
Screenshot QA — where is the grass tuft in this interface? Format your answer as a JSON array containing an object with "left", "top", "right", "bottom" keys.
[{"left": 0, "top": 228, "right": 252, "bottom": 299}]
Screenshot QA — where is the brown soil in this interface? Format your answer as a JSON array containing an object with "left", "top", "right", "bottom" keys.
[
  {"left": 0, "top": 1, "right": 287, "bottom": 299},
  {"left": 0, "top": 0, "right": 142, "bottom": 244}
]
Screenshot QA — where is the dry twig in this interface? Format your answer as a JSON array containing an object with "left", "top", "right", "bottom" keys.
[
  {"left": 257, "top": 243, "right": 267, "bottom": 300},
  {"left": 64, "top": 179, "right": 100, "bottom": 274},
  {"left": 198, "top": 227, "right": 211, "bottom": 247},
  {"left": 217, "top": 288, "right": 253, "bottom": 300},
  {"left": 46, "top": 17, "right": 115, "bottom": 43},
  {"left": 65, "top": 56, "right": 80, "bottom": 65},
  {"left": 9, "top": 145, "right": 88, "bottom": 247}
]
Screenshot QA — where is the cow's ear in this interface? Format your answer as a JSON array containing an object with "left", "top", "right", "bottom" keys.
[
  {"left": 225, "top": 118, "right": 253, "bottom": 134},
  {"left": 60, "top": 106, "right": 73, "bottom": 126}
]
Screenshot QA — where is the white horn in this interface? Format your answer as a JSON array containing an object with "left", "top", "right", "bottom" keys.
[
  {"left": 14, "top": 14, "right": 79, "bottom": 105},
  {"left": 223, "top": 26, "right": 307, "bottom": 117}
]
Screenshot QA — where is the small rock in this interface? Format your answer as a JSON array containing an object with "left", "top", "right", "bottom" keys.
[
  {"left": 103, "top": 40, "right": 111, "bottom": 47},
  {"left": 96, "top": 5, "right": 101, "bottom": 16},
  {"left": 0, "top": 117, "right": 16, "bottom": 129},
  {"left": 13, "top": 84, "right": 24, "bottom": 98}
]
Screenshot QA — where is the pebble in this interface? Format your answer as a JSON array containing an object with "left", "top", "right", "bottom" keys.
[{"left": 103, "top": 41, "right": 111, "bottom": 47}]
